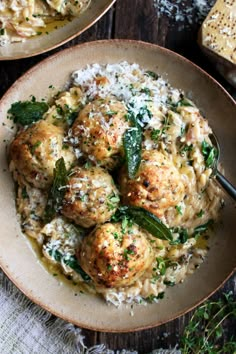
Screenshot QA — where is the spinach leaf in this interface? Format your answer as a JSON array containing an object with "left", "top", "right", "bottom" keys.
[
  {"left": 111, "top": 206, "right": 173, "bottom": 241},
  {"left": 8, "top": 101, "right": 48, "bottom": 126},
  {"left": 44, "top": 157, "right": 68, "bottom": 223},
  {"left": 64, "top": 256, "right": 90, "bottom": 281},
  {"left": 201, "top": 140, "right": 218, "bottom": 168},
  {"left": 170, "top": 227, "right": 188, "bottom": 244},
  {"left": 48, "top": 249, "right": 90, "bottom": 281}
]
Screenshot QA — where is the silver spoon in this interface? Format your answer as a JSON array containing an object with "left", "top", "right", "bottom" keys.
[{"left": 210, "top": 133, "right": 236, "bottom": 201}]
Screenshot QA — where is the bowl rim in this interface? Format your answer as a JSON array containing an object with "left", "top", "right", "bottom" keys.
[
  {"left": 0, "top": 0, "right": 116, "bottom": 61},
  {"left": 0, "top": 39, "right": 235, "bottom": 332}
]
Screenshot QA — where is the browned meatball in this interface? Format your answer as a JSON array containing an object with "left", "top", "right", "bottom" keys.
[
  {"left": 120, "top": 150, "right": 185, "bottom": 217},
  {"left": 78, "top": 223, "right": 153, "bottom": 288},
  {"left": 71, "top": 98, "right": 130, "bottom": 168},
  {"left": 9, "top": 120, "right": 75, "bottom": 189},
  {"left": 61, "top": 166, "right": 119, "bottom": 228}
]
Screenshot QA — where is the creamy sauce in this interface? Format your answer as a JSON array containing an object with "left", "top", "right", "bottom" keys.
[
  {"left": 28, "top": 236, "right": 95, "bottom": 295},
  {"left": 29, "top": 18, "right": 71, "bottom": 39}
]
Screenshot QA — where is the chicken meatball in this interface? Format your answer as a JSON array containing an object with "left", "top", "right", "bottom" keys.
[
  {"left": 120, "top": 150, "right": 185, "bottom": 217},
  {"left": 61, "top": 166, "right": 119, "bottom": 228},
  {"left": 9, "top": 120, "right": 75, "bottom": 189},
  {"left": 78, "top": 223, "right": 153, "bottom": 288},
  {"left": 71, "top": 98, "right": 130, "bottom": 168}
]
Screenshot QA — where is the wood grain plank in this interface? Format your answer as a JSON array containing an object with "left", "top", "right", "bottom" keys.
[
  {"left": 114, "top": 0, "right": 158, "bottom": 43},
  {"left": 87, "top": 276, "right": 236, "bottom": 351}
]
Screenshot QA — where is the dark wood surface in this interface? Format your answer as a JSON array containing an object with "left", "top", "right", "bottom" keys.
[{"left": 0, "top": 1, "right": 235, "bottom": 352}]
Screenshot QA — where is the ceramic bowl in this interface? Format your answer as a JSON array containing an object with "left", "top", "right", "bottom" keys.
[
  {"left": 0, "top": 0, "right": 115, "bottom": 60},
  {"left": 0, "top": 40, "right": 235, "bottom": 332}
]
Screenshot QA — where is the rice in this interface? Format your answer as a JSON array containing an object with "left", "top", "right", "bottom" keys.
[{"left": 10, "top": 62, "right": 222, "bottom": 306}]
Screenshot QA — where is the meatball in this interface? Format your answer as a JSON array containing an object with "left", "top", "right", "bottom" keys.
[
  {"left": 78, "top": 223, "right": 153, "bottom": 288},
  {"left": 71, "top": 98, "right": 130, "bottom": 168},
  {"left": 120, "top": 150, "right": 185, "bottom": 217},
  {"left": 61, "top": 166, "right": 119, "bottom": 228},
  {"left": 9, "top": 120, "right": 75, "bottom": 189}
]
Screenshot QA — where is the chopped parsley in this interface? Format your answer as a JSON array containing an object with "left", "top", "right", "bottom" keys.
[
  {"left": 107, "top": 193, "right": 120, "bottom": 211},
  {"left": 197, "top": 209, "right": 204, "bottom": 218},
  {"left": 150, "top": 128, "right": 161, "bottom": 142},
  {"left": 175, "top": 205, "right": 183, "bottom": 215},
  {"left": 145, "top": 71, "right": 159, "bottom": 80},
  {"left": 201, "top": 140, "right": 218, "bottom": 168},
  {"left": 31, "top": 140, "right": 42, "bottom": 154}
]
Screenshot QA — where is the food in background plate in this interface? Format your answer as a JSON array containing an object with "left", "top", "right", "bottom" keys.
[
  {"left": 8, "top": 62, "right": 222, "bottom": 306},
  {"left": 0, "top": 0, "right": 91, "bottom": 45}
]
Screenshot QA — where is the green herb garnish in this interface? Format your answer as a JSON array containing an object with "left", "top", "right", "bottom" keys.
[
  {"left": 31, "top": 140, "right": 42, "bottom": 154},
  {"left": 145, "top": 71, "right": 159, "bottom": 80},
  {"left": 201, "top": 140, "right": 218, "bottom": 168},
  {"left": 175, "top": 205, "right": 183, "bottom": 215},
  {"left": 64, "top": 256, "right": 90, "bottom": 281},
  {"left": 124, "top": 106, "right": 153, "bottom": 178},
  {"left": 146, "top": 292, "right": 165, "bottom": 303},
  {"left": 107, "top": 193, "right": 120, "bottom": 211},
  {"left": 44, "top": 157, "right": 68, "bottom": 223},
  {"left": 48, "top": 249, "right": 90, "bottom": 281},
  {"left": 150, "top": 128, "right": 161, "bottom": 142},
  {"left": 181, "top": 292, "right": 236, "bottom": 353},
  {"left": 170, "top": 227, "right": 189, "bottom": 244},
  {"left": 193, "top": 219, "right": 214, "bottom": 238},
  {"left": 8, "top": 100, "right": 48, "bottom": 126},
  {"left": 197, "top": 209, "right": 205, "bottom": 218},
  {"left": 140, "top": 87, "right": 151, "bottom": 95},
  {"left": 21, "top": 187, "right": 28, "bottom": 199},
  {"left": 164, "top": 280, "right": 175, "bottom": 286},
  {"left": 112, "top": 206, "right": 172, "bottom": 241},
  {"left": 123, "top": 127, "right": 142, "bottom": 179},
  {"left": 168, "top": 97, "right": 194, "bottom": 112}
]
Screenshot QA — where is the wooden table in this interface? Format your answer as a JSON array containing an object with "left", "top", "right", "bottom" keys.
[{"left": 0, "top": 0, "right": 235, "bottom": 352}]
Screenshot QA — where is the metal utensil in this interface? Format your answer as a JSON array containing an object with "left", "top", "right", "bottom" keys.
[{"left": 210, "top": 132, "right": 236, "bottom": 201}]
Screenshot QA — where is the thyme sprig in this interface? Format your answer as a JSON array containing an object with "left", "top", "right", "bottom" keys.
[{"left": 181, "top": 292, "right": 236, "bottom": 353}]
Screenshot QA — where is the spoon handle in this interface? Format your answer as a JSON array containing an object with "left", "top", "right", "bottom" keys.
[{"left": 215, "top": 170, "right": 236, "bottom": 201}]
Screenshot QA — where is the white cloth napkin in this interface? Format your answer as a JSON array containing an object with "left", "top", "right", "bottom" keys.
[{"left": 0, "top": 271, "right": 180, "bottom": 354}]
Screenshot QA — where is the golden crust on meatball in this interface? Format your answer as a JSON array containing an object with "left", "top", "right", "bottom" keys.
[
  {"left": 78, "top": 223, "right": 153, "bottom": 288},
  {"left": 61, "top": 166, "right": 119, "bottom": 228},
  {"left": 9, "top": 120, "right": 76, "bottom": 189},
  {"left": 120, "top": 150, "right": 185, "bottom": 217},
  {"left": 71, "top": 98, "right": 130, "bottom": 168}
]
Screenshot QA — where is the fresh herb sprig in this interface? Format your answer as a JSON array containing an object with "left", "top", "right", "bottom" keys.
[
  {"left": 123, "top": 127, "right": 142, "bottom": 179},
  {"left": 124, "top": 106, "right": 153, "bottom": 179},
  {"left": 181, "top": 292, "right": 236, "bottom": 353},
  {"left": 111, "top": 206, "right": 173, "bottom": 241},
  {"left": 44, "top": 157, "right": 68, "bottom": 223}
]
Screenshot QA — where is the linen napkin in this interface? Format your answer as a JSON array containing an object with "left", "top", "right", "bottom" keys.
[{"left": 0, "top": 271, "right": 180, "bottom": 354}]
